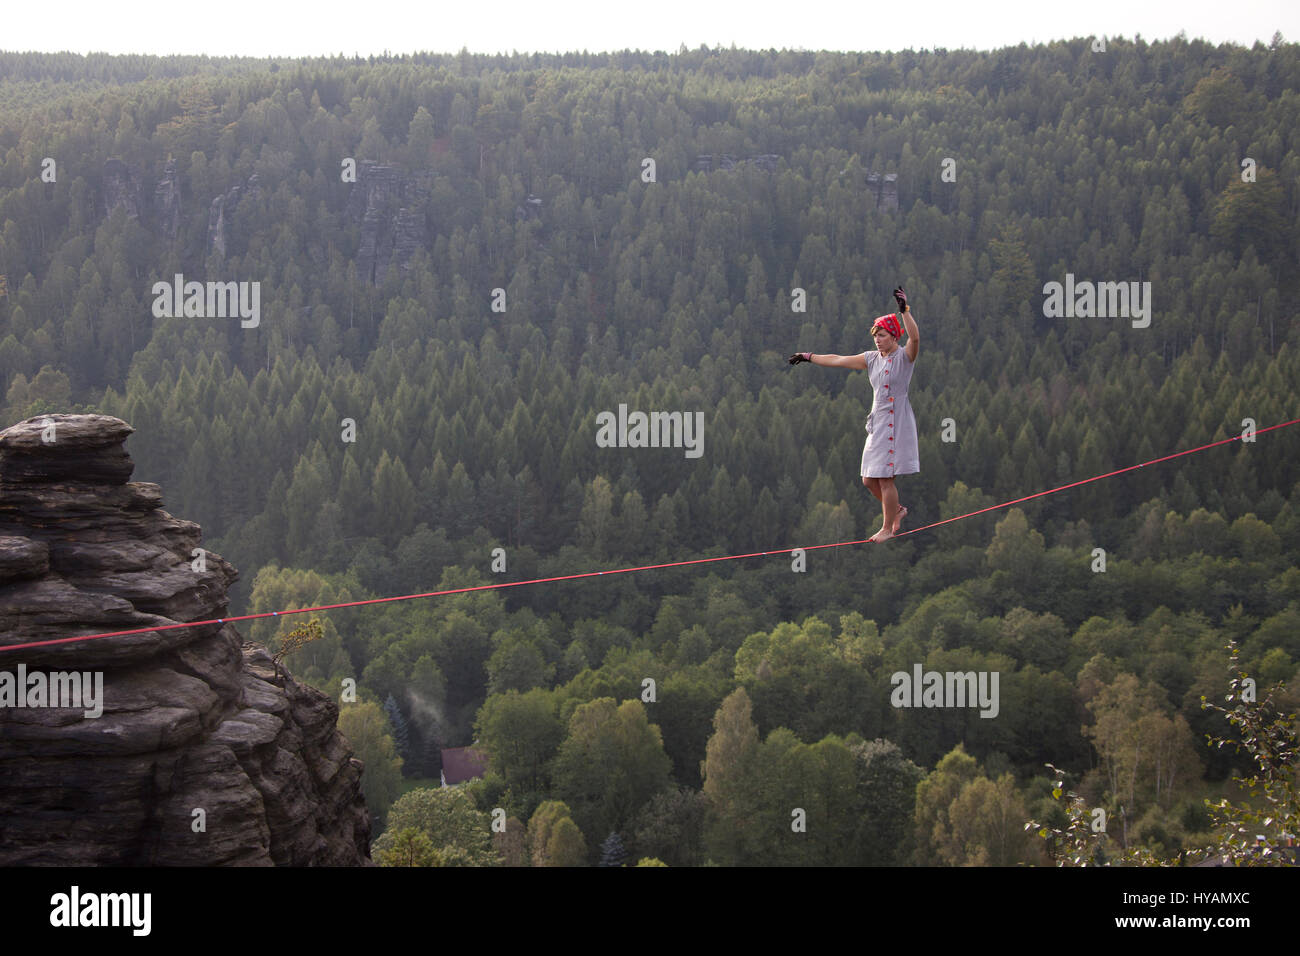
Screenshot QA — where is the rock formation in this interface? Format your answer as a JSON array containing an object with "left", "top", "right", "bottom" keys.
[
  {"left": 0, "top": 414, "right": 371, "bottom": 866},
  {"left": 98, "top": 154, "right": 437, "bottom": 282},
  {"left": 102, "top": 158, "right": 142, "bottom": 220},
  {"left": 866, "top": 171, "right": 899, "bottom": 212},
  {"left": 101, "top": 157, "right": 190, "bottom": 241},
  {"left": 153, "top": 158, "right": 183, "bottom": 244},
  {"left": 346, "top": 162, "right": 433, "bottom": 284},
  {"left": 514, "top": 194, "right": 543, "bottom": 222},
  {"left": 207, "top": 173, "right": 260, "bottom": 260},
  {"left": 693, "top": 153, "right": 781, "bottom": 174}
]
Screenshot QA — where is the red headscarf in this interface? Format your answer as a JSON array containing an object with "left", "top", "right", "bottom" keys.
[{"left": 872, "top": 313, "right": 903, "bottom": 339}]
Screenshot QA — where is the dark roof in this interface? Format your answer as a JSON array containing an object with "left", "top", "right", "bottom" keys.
[{"left": 441, "top": 746, "right": 488, "bottom": 785}]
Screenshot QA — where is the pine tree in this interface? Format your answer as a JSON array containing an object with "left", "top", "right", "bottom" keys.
[
  {"left": 598, "top": 831, "right": 627, "bottom": 867},
  {"left": 383, "top": 693, "right": 410, "bottom": 763}
]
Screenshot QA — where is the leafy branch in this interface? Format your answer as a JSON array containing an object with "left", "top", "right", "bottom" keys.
[
  {"left": 1197, "top": 638, "right": 1299, "bottom": 866},
  {"left": 1026, "top": 639, "right": 1298, "bottom": 866},
  {"left": 1025, "top": 765, "right": 1163, "bottom": 866},
  {"left": 273, "top": 617, "right": 325, "bottom": 666}
]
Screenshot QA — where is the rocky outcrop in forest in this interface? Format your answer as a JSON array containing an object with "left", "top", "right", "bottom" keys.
[
  {"left": 866, "top": 171, "right": 899, "bottom": 211},
  {"left": 346, "top": 161, "right": 433, "bottom": 284},
  {"left": 207, "top": 173, "right": 261, "bottom": 259},
  {"left": 693, "top": 153, "right": 781, "bottom": 173},
  {"left": 102, "top": 158, "right": 142, "bottom": 220},
  {"left": 154, "top": 158, "right": 183, "bottom": 243},
  {"left": 101, "top": 157, "right": 187, "bottom": 240},
  {"left": 100, "top": 154, "right": 437, "bottom": 281},
  {"left": 0, "top": 414, "right": 371, "bottom": 866}
]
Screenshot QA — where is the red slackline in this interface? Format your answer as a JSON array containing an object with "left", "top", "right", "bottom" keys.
[{"left": 1, "top": 417, "right": 1296, "bottom": 654}]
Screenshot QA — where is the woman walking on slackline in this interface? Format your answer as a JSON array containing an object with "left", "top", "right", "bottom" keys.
[{"left": 789, "top": 286, "right": 919, "bottom": 542}]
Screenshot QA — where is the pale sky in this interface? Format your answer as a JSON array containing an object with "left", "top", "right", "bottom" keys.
[{"left": 1, "top": 0, "right": 1295, "bottom": 57}]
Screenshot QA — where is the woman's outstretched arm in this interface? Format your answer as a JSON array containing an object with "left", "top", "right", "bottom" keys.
[{"left": 789, "top": 351, "right": 868, "bottom": 370}]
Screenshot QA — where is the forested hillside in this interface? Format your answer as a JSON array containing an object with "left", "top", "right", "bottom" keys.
[{"left": 1, "top": 38, "right": 1297, "bottom": 865}]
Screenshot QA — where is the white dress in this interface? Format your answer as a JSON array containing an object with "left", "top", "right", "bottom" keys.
[{"left": 860, "top": 346, "right": 919, "bottom": 478}]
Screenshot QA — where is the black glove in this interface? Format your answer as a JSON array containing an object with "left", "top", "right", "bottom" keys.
[
  {"left": 893, "top": 286, "right": 908, "bottom": 313},
  {"left": 788, "top": 352, "right": 812, "bottom": 365}
]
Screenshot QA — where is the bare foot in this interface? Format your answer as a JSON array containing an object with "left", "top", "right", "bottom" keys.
[
  {"left": 892, "top": 506, "right": 907, "bottom": 534},
  {"left": 868, "top": 526, "right": 894, "bottom": 543}
]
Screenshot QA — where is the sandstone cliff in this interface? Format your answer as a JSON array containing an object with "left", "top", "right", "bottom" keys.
[
  {"left": 102, "top": 158, "right": 141, "bottom": 220},
  {"left": 0, "top": 414, "right": 371, "bottom": 865},
  {"left": 346, "top": 161, "right": 433, "bottom": 284},
  {"left": 866, "top": 171, "right": 899, "bottom": 212},
  {"left": 154, "top": 158, "right": 183, "bottom": 244},
  {"left": 207, "top": 173, "right": 261, "bottom": 260}
]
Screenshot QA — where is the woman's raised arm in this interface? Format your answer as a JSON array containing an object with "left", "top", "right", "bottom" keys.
[
  {"left": 895, "top": 286, "right": 920, "bottom": 363},
  {"left": 901, "top": 310, "right": 919, "bottom": 363}
]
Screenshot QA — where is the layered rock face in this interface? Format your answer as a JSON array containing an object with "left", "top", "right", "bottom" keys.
[
  {"left": 866, "top": 171, "right": 899, "bottom": 212},
  {"left": 106, "top": 155, "right": 434, "bottom": 280},
  {"left": 100, "top": 157, "right": 188, "bottom": 241},
  {"left": 102, "top": 159, "right": 141, "bottom": 220},
  {"left": 207, "top": 173, "right": 261, "bottom": 260},
  {"left": 0, "top": 414, "right": 370, "bottom": 865},
  {"left": 346, "top": 161, "right": 433, "bottom": 284},
  {"left": 154, "top": 158, "right": 183, "bottom": 244},
  {"left": 693, "top": 153, "right": 781, "bottom": 173}
]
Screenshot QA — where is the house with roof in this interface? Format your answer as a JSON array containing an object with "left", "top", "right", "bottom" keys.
[{"left": 440, "top": 746, "right": 487, "bottom": 787}]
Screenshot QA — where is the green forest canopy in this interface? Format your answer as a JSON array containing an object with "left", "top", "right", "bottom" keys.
[{"left": 1, "top": 38, "right": 1297, "bottom": 863}]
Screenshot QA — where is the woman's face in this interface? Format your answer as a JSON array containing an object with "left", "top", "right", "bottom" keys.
[{"left": 872, "top": 328, "right": 897, "bottom": 353}]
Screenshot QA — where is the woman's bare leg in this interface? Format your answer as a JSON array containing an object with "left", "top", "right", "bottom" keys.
[
  {"left": 892, "top": 477, "right": 908, "bottom": 532},
  {"left": 870, "top": 477, "right": 899, "bottom": 541},
  {"left": 893, "top": 503, "right": 908, "bottom": 533},
  {"left": 862, "top": 476, "right": 882, "bottom": 501}
]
